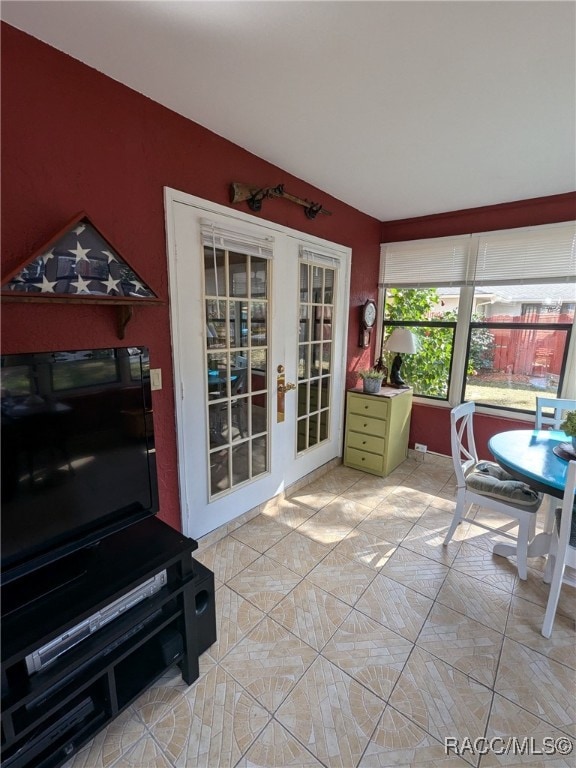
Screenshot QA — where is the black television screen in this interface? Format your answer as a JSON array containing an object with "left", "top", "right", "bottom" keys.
[{"left": 1, "top": 346, "right": 158, "bottom": 584}]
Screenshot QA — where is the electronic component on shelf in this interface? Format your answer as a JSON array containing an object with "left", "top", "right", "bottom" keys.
[{"left": 25, "top": 570, "right": 167, "bottom": 674}]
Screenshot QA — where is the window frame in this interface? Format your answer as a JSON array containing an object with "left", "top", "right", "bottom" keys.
[{"left": 377, "top": 223, "right": 576, "bottom": 419}]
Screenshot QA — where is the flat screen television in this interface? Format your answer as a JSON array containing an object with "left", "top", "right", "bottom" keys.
[{"left": 1, "top": 346, "right": 159, "bottom": 589}]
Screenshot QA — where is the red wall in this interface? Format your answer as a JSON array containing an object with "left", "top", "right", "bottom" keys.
[
  {"left": 1, "top": 23, "right": 380, "bottom": 531},
  {"left": 384, "top": 193, "right": 576, "bottom": 458}
]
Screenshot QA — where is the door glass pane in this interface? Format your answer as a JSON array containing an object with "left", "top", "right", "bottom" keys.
[
  {"left": 296, "top": 260, "right": 336, "bottom": 455},
  {"left": 204, "top": 242, "right": 270, "bottom": 499},
  {"left": 229, "top": 252, "right": 248, "bottom": 298},
  {"left": 251, "top": 257, "right": 268, "bottom": 298}
]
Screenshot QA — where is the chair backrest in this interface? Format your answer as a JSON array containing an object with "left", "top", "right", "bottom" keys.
[
  {"left": 450, "top": 401, "right": 478, "bottom": 487},
  {"left": 230, "top": 367, "right": 247, "bottom": 396},
  {"left": 535, "top": 397, "right": 576, "bottom": 430}
]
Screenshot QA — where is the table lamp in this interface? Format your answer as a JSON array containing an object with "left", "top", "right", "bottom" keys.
[{"left": 383, "top": 328, "right": 418, "bottom": 388}]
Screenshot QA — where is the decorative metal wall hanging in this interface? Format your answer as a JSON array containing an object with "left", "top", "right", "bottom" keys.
[{"left": 230, "top": 183, "right": 331, "bottom": 219}]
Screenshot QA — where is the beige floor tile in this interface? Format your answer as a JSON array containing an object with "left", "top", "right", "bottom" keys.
[
  {"left": 480, "top": 693, "right": 576, "bottom": 767},
  {"left": 226, "top": 554, "right": 302, "bottom": 612},
  {"left": 356, "top": 572, "right": 433, "bottom": 642},
  {"left": 63, "top": 708, "right": 147, "bottom": 768},
  {"left": 311, "top": 467, "right": 365, "bottom": 495},
  {"left": 131, "top": 676, "right": 191, "bottom": 728},
  {"left": 417, "top": 602, "right": 504, "bottom": 687},
  {"left": 288, "top": 482, "right": 338, "bottom": 509},
  {"left": 437, "top": 570, "right": 512, "bottom": 634},
  {"left": 297, "top": 507, "right": 356, "bottom": 548},
  {"left": 341, "top": 483, "right": 395, "bottom": 509},
  {"left": 269, "top": 579, "right": 352, "bottom": 651},
  {"left": 260, "top": 497, "right": 318, "bottom": 529},
  {"left": 230, "top": 514, "right": 292, "bottom": 553},
  {"left": 150, "top": 665, "right": 270, "bottom": 767},
  {"left": 194, "top": 536, "right": 260, "bottom": 584},
  {"left": 505, "top": 595, "right": 576, "bottom": 669},
  {"left": 219, "top": 616, "right": 318, "bottom": 712},
  {"left": 389, "top": 485, "right": 436, "bottom": 507},
  {"left": 307, "top": 548, "right": 377, "bottom": 606},
  {"left": 359, "top": 705, "right": 471, "bottom": 767},
  {"left": 332, "top": 527, "right": 397, "bottom": 570},
  {"left": 265, "top": 529, "right": 331, "bottom": 576},
  {"left": 372, "top": 493, "right": 429, "bottom": 523},
  {"left": 451, "top": 541, "right": 518, "bottom": 593},
  {"left": 402, "top": 523, "right": 461, "bottom": 566},
  {"left": 236, "top": 719, "right": 324, "bottom": 767},
  {"left": 403, "top": 473, "right": 448, "bottom": 495},
  {"left": 380, "top": 546, "right": 449, "bottom": 599},
  {"left": 513, "top": 566, "right": 576, "bottom": 620},
  {"left": 112, "top": 734, "right": 174, "bottom": 768},
  {"left": 207, "top": 584, "right": 266, "bottom": 661},
  {"left": 358, "top": 514, "right": 415, "bottom": 543},
  {"left": 389, "top": 646, "right": 493, "bottom": 751},
  {"left": 495, "top": 638, "right": 576, "bottom": 737},
  {"left": 417, "top": 506, "right": 460, "bottom": 531},
  {"left": 322, "top": 609, "right": 414, "bottom": 700},
  {"left": 276, "top": 655, "right": 385, "bottom": 768},
  {"left": 316, "top": 495, "right": 374, "bottom": 527}
]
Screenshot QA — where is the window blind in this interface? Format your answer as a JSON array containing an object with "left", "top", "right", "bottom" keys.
[
  {"left": 299, "top": 245, "right": 341, "bottom": 267},
  {"left": 473, "top": 223, "right": 576, "bottom": 285},
  {"left": 200, "top": 219, "right": 274, "bottom": 259},
  {"left": 379, "top": 235, "right": 472, "bottom": 288}
]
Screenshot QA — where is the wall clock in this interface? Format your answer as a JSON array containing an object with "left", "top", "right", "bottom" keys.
[{"left": 359, "top": 299, "right": 377, "bottom": 348}]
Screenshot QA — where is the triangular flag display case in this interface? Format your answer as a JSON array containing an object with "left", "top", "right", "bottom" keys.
[{"left": 2, "top": 212, "right": 162, "bottom": 338}]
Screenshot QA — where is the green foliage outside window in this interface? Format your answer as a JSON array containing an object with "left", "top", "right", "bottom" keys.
[{"left": 384, "top": 288, "right": 496, "bottom": 398}]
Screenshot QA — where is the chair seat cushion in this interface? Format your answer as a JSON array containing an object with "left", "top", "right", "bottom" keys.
[{"left": 466, "top": 461, "right": 541, "bottom": 511}]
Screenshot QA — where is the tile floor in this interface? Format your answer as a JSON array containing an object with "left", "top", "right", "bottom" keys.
[{"left": 66, "top": 457, "right": 576, "bottom": 768}]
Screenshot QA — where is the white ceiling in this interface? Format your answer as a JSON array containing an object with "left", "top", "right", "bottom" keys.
[{"left": 2, "top": 1, "right": 575, "bottom": 221}]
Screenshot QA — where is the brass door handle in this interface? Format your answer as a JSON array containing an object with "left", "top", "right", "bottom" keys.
[{"left": 278, "top": 382, "right": 296, "bottom": 394}]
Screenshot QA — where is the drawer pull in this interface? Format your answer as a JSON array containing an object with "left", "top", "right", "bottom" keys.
[
  {"left": 364, "top": 405, "right": 368, "bottom": 409},
  {"left": 364, "top": 423, "right": 368, "bottom": 427},
  {"left": 361, "top": 457, "right": 365, "bottom": 461},
  {"left": 362, "top": 441, "right": 366, "bottom": 445}
]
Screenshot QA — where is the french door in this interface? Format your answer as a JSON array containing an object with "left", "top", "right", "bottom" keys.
[{"left": 165, "top": 189, "right": 350, "bottom": 539}]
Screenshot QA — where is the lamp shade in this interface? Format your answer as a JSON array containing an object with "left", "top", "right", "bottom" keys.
[{"left": 383, "top": 328, "right": 418, "bottom": 354}]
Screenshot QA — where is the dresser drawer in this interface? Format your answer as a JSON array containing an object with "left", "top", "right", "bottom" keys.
[
  {"left": 347, "top": 431, "right": 385, "bottom": 455},
  {"left": 344, "top": 446, "right": 385, "bottom": 474},
  {"left": 348, "top": 394, "right": 389, "bottom": 420},
  {"left": 347, "top": 412, "right": 386, "bottom": 437}
]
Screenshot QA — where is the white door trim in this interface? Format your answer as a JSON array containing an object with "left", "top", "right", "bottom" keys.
[{"left": 164, "top": 186, "right": 351, "bottom": 535}]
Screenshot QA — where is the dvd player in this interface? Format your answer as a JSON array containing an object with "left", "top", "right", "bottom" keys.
[{"left": 25, "top": 570, "right": 167, "bottom": 674}]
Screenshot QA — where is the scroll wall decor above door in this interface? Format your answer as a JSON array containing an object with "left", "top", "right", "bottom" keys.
[{"left": 1, "top": 212, "right": 162, "bottom": 338}]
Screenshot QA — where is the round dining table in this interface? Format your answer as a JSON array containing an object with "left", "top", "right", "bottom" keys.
[
  {"left": 488, "top": 428, "right": 574, "bottom": 564},
  {"left": 488, "top": 428, "right": 572, "bottom": 500}
]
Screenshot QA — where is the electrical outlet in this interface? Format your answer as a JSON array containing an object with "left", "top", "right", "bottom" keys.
[
  {"left": 150, "top": 368, "right": 162, "bottom": 391},
  {"left": 415, "top": 443, "right": 427, "bottom": 453}
]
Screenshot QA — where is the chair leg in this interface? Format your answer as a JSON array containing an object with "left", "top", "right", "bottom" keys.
[
  {"left": 515, "top": 518, "right": 530, "bottom": 581},
  {"left": 443, "top": 493, "right": 466, "bottom": 546},
  {"left": 542, "top": 559, "right": 566, "bottom": 638},
  {"left": 542, "top": 494, "right": 556, "bottom": 534}
]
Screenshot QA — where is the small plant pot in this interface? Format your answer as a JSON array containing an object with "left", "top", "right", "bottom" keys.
[{"left": 362, "top": 377, "right": 383, "bottom": 394}]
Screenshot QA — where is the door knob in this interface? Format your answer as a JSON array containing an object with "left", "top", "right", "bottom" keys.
[{"left": 278, "top": 381, "right": 296, "bottom": 394}]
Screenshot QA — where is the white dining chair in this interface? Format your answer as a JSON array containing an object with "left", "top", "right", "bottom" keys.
[
  {"left": 443, "top": 402, "right": 542, "bottom": 579},
  {"left": 535, "top": 397, "right": 576, "bottom": 535},
  {"left": 535, "top": 396, "right": 576, "bottom": 430},
  {"left": 541, "top": 459, "right": 576, "bottom": 637}
]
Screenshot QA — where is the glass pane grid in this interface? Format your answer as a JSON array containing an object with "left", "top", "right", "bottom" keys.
[{"left": 204, "top": 246, "right": 269, "bottom": 498}]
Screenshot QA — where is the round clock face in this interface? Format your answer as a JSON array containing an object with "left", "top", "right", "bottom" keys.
[{"left": 363, "top": 300, "right": 377, "bottom": 328}]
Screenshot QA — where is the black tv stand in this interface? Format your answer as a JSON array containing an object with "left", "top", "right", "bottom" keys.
[{"left": 1, "top": 518, "right": 216, "bottom": 768}]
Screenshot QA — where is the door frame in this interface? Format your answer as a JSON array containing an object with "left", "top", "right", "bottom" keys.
[{"left": 164, "top": 187, "right": 351, "bottom": 537}]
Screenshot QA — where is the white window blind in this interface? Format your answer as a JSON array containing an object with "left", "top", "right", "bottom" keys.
[
  {"left": 200, "top": 219, "right": 274, "bottom": 259},
  {"left": 379, "top": 235, "right": 472, "bottom": 288},
  {"left": 299, "top": 245, "right": 341, "bottom": 268},
  {"left": 473, "top": 223, "right": 576, "bottom": 285},
  {"left": 380, "top": 222, "right": 576, "bottom": 289}
]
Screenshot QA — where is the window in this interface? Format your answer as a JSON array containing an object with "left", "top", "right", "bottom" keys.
[{"left": 379, "top": 223, "right": 576, "bottom": 414}]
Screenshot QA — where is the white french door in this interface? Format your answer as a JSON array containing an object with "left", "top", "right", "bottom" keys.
[{"left": 165, "top": 188, "right": 350, "bottom": 539}]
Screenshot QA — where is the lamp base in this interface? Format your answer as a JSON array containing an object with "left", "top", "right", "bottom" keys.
[{"left": 389, "top": 353, "right": 408, "bottom": 388}]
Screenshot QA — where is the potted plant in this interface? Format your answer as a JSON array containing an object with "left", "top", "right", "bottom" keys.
[
  {"left": 560, "top": 410, "right": 576, "bottom": 451},
  {"left": 358, "top": 368, "right": 385, "bottom": 394}
]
